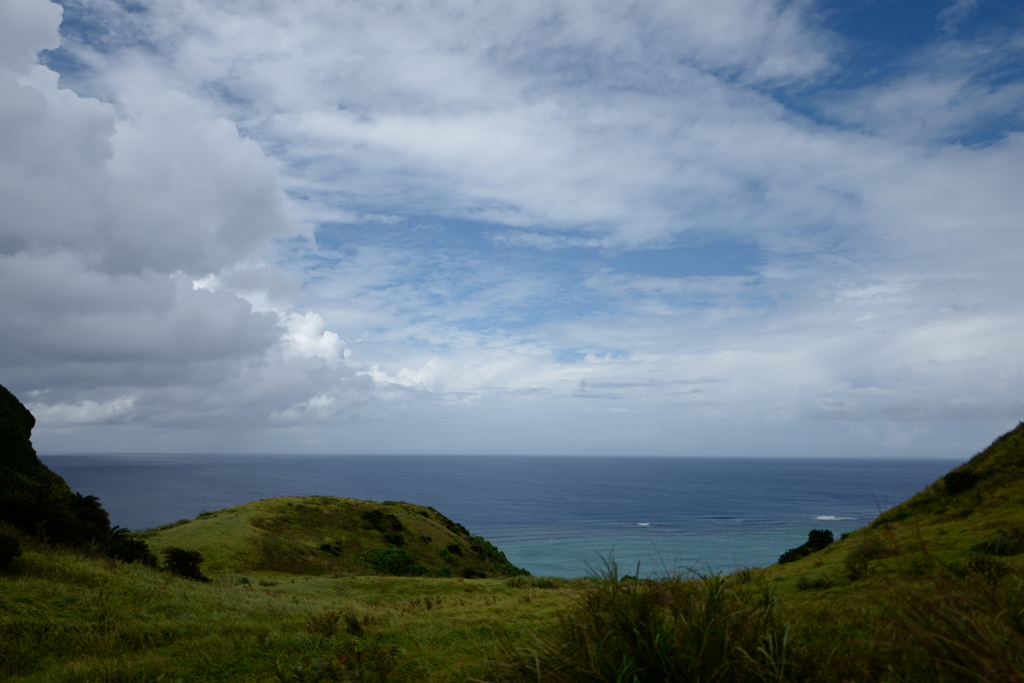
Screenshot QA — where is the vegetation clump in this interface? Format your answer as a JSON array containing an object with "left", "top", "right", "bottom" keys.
[
  {"left": 944, "top": 467, "right": 980, "bottom": 494},
  {"left": 971, "top": 527, "right": 1024, "bottom": 556},
  {"left": 163, "top": 546, "right": 211, "bottom": 582},
  {"left": 358, "top": 548, "right": 428, "bottom": 576},
  {"left": 778, "top": 528, "right": 833, "bottom": 564},
  {"left": 495, "top": 562, "right": 790, "bottom": 683},
  {"left": 0, "top": 531, "right": 21, "bottom": 571}
]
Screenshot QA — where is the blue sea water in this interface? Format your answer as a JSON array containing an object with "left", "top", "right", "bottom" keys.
[{"left": 41, "top": 455, "right": 958, "bottom": 578}]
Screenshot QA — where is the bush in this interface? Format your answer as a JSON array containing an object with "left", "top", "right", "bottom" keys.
[
  {"left": 382, "top": 533, "right": 405, "bottom": 546},
  {"left": 778, "top": 529, "right": 833, "bottom": 564},
  {"left": 968, "top": 555, "right": 1014, "bottom": 584},
  {"left": 796, "top": 575, "right": 835, "bottom": 591},
  {"left": 469, "top": 536, "right": 530, "bottom": 576},
  {"left": 806, "top": 529, "right": 834, "bottom": 550},
  {"left": 778, "top": 545, "right": 812, "bottom": 564},
  {"left": 360, "top": 509, "right": 385, "bottom": 531},
  {"left": 306, "top": 611, "right": 340, "bottom": 638},
  {"left": 0, "top": 533, "right": 22, "bottom": 571},
  {"left": 497, "top": 562, "right": 790, "bottom": 683},
  {"left": 944, "top": 468, "right": 980, "bottom": 495},
  {"left": 844, "top": 535, "right": 900, "bottom": 581},
  {"left": 106, "top": 528, "right": 156, "bottom": 565},
  {"left": 162, "top": 547, "right": 210, "bottom": 582},
  {"left": 446, "top": 543, "right": 462, "bottom": 556},
  {"left": 360, "top": 508, "right": 404, "bottom": 535},
  {"left": 358, "top": 548, "right": 427, "bottom": 576},
  {"left": 343, "top": 611, "right": 364, "bottom": 636},
  {"left": 972, "top": 528, "right": 1024, "bottom": 556},
  {"left": 275, "top": 658, "right": 344, "bottom": 683}
]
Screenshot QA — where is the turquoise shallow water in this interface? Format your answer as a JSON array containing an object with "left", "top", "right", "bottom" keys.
[{"left": 42, "top": 454, "right": 958, "bottom": 577}]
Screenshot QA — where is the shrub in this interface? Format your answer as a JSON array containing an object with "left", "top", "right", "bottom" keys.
[
  {"left": 461, "top": 567, "right": 487, "bottom": 579},
  {"left": 275, "top": 658, "right": 344, "bottom": 683},
  {"left": 358, "top": 548, "right": 427, "bottom": 576},
  {"left": 844, "top": 535, "right": 900, "bottom": 581},
  {"left": 943, "top": 561, "right": 970, "bottom": 579},
  {"left": 360, "top": 509, "right": 385, "bottom": 530},
  {"left": 778, "top": 529, "right": 833, "bottom": 564},
  {"left": 342, "top": 611, "right": 364, "bottom": 636},
  {"left": 0, "top": 533, "right": 22, "bottom": 571},
  {"left": 306, "top": 611, "right": 340, "bottom": 638},
  {"left": 162, "top": 547, "right": 210, "bottom": 582},
  {"left": 968, "top": 555, "right": 1014, "bottom": 584},
  {"left": 806, "top": 529, "right": 834, "bottom": 550},
  {"left": 446, "top": 543, "right": 462, "bottom": 556},
  {"left": 439, "top": 549, "right": 460, "bottom": 565},
  {"left": 360, "top": 509, "right": 404, "bottom": 535},
  {"left": 796, "top": 575, "right": 835, "bottom": 591},
  {"left": 106, "top": 528, "right": 156, "bottom": 565},
  {"left": 944, "top": 468, "right": 980, "bottom": 495},
  {"left": 382, "top": 533, "right": 405, "bottom": 546},
  {"left": 497, "top": 562, "right": 531, "bottom": 577},
  {"left": 498, "top": 562, "right": 790, "bottom": 683},
  {"left": 972, "top": 528, "right": 1024, "bottom": 556},
  {"left": 778, "top": 545, "right": 812, "bottom": 564},
  {"left": 506, "top": 575, "right": 530, "bottom": 589}
]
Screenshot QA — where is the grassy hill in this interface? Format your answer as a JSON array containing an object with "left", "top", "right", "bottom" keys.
[
  {"left": 137, "top": 496, "right": 528, "bottom": 579},
  {"left": 4, "top": 398, "right": 1024, "bottom": 681},
  {"left": 767, "top": 421, "right": 1024, "bottom": 593}
]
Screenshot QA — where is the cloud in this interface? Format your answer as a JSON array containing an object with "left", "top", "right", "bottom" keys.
[
  {"left": 0, "top": 0, "right": 61, "bottom": 74},
  {"left": 938, "top": 0, "right": 981, "bottom": 34},
  {"left": 1, "top": 0, "right": 1022, "bottom": 455},
  {"left": 0, "top": 0, "right": 377, "bottom": 439}
]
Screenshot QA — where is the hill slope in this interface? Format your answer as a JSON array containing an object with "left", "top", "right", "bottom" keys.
[
  {"left": 139, "top": 495, "right": 529, "bottom": 579},
  {"left": 769, "top": 421, "right": 1024, "bottom": 590}
]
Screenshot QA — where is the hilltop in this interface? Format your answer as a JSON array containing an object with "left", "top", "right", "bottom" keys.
[{"left": 139, "top": 495, "right": 528, "bottom": 579}]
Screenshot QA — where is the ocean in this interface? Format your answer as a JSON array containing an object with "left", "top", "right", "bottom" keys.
[{"left": 41, "top": 454, "right": 958, "bottom": 578}]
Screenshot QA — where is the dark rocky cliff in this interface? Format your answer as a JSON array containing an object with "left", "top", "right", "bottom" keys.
[{"left": 0, "top": 384, "right": 72, "bottom": 501}]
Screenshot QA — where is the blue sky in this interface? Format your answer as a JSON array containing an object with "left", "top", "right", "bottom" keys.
[{"left": 1, "top": 0, "right": 1023, "bottom": 456}]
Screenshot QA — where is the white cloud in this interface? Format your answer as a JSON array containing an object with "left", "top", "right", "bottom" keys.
[
  {"left": 0, "top": 0, "right": 1021, "bottom": 456},
  {"left": 0, "top": 0, "right": 378, "bottom": 440},
  {"left": 0, "top": 0, "right": 61, "bottom": 74}
]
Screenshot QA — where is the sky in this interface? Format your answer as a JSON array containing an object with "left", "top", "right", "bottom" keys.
[{"left": 1, "top": 0, "right": 1023, "bottom": 457}]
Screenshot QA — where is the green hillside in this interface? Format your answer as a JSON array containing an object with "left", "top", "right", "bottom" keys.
[
  {"left": 767, "top": 421, "right": 1024, "bottom": 593},
  {"left": 138, "top": 496, "right": 528, "bottom": 579},
  {"left": 4, "top": 376, "right": 1024, "bottom": 682}
]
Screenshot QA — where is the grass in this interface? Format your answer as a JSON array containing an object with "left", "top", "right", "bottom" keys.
[
  {"left": 5, "top": 423, "right": 1024, "bottom": 681},
  {"left": 137, "top": 497, "right": 525, "bottom": 579},
  {"left": 0, "top": 535, "right": 582, "bottom": 682}
]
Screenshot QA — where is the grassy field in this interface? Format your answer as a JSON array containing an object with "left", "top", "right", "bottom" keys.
[
  {"left": 4, "top": 423, "right": 1024, "bottom": 681},
  {"left": 0, "top": 537, "right": 581, "bottom": 682}
]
